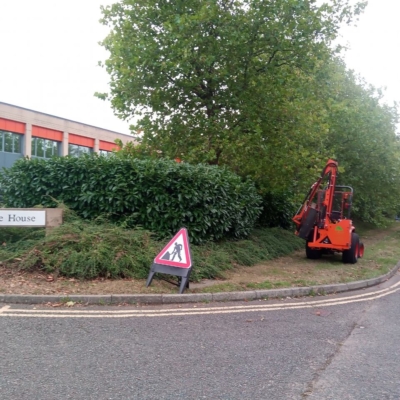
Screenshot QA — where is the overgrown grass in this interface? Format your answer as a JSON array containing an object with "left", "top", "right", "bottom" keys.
[
  {"left": 0, "top": 218, "right": 159, "bottom": 280},
  {"left": 0, "top": 227, "right": 45, "bottom": 245},
  {"left": 0, "top": 212, "right": 303, "bottom": 281}
]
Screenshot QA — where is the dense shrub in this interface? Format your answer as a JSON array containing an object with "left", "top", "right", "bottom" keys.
[
  {"left": 257, "top": 191, "right": 296, "bottom": 229},
  {"left": 0, "top": 156, "right": 262, "bottom": 243}
]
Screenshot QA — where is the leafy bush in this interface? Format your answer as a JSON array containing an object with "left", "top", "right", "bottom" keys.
[
  {"left": 0, "top": 155, "right": 262, "bottom": 243},
  {"left": 257, "top": 191, "right": 296, "bottom": 229}
]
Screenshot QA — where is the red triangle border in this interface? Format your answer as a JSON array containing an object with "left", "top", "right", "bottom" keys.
[{"left": 154, "top": 228, "right": 192, "bottom": 269}]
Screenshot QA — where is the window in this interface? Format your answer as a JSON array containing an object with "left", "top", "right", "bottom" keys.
[
  {"left": 98, "top": 150, "right": 111, "bottom": 156},
  {"left": 31, "top": 137, "right": 59, "bottom": 159},
  {"left": 0, "top": 130, "right": 22, "bottom": 154},
  {"left": 68, "top": 144, "right": 92, "bottom": 157}
]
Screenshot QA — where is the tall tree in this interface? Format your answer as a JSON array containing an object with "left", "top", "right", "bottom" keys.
[
  {"left": 316, "top": 58, "right": 400, "bottom": 223},
  {"left": 98, "top": 0, "right": 365, "bottom": 174}
]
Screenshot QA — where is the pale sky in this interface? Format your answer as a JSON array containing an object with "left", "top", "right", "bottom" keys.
[
  {"left": 338, "top": 0, "right": 400, "bottom": 107},
  {"left": 0, "top": 0, "right": 398, "bottom": 136}
]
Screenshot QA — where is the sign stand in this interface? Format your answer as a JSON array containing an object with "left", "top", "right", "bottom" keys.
[
  {"left": 146, "top": 228, "right": 193, "bottom": 294},
  {"left": 146, "top": 264, "right": 191, "bottom": 294}
]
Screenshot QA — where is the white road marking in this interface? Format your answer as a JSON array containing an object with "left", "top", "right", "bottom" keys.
[
  {"left": 0, "top": 305, "right": 10, "bottom": 314},
  {"left": 5, "top": 279, "right": 400, "bottom": 315},
  {"left": 0, "top": 281, "right": 399, "bottom": 319}
]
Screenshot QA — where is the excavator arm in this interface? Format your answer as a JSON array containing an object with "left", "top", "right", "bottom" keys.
[{"left": 292, "top": 159, "right": 338, "bottom": 239}]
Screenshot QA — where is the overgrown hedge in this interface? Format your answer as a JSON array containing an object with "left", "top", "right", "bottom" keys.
[{"left": 0, "top": 156, "right": 262, "bottom": 243}]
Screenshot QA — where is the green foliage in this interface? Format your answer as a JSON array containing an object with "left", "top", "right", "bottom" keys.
[
  {"left": 313, "top": 58, "right": 400, "bottom": 224},
  {"left": 97, "top": 0, "right": 400, "bottom": 226},
  {"left": 0, "top": 227, "right": 45, "bottom": 244},
  {"left": 257, "top": 191, "right": 296, "bottom": 229},
  {"left": 226, "top": 227, "right": 303, "bottom": 264},
  {"left": 0, "top": 215, "right": 158, "bottom": 280},
  {"left": 0, "top": 214, "right": 303, "bottom": 281},
  {"left": 113, "top": 139, "right": 162, "bottom": 160},
  {"left": 98, "top": 0, "right": 365, "bottom": 171},
  {"left": 0, "top": 155, "right": 261, "bottom": 244},
  {"left": 191, "top": 227, "right": 303, "bottom": 280}
]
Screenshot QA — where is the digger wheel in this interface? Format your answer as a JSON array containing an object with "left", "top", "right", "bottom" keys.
[
  {"left": 358, "top": 242, "right": 365, "bottom": 258},
  {"left": 342, "top": 233, "right": 360, "bottom": 264},
  {"left": 306, "top": 241, "right": 322, "bottom": 259}
]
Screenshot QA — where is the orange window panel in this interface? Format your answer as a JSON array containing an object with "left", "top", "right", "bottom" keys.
[
  {"left": 69, "top": 134, "right": 94, "bottom": 148},
  {"left": 32, "top": 126, "right": 63, "bottom": 141},
  {"left": 99, "top": 140, "right": 120, "bottom": 151},
  {"left": 0, "top": 118, "right": 25, "bottom": 134}
]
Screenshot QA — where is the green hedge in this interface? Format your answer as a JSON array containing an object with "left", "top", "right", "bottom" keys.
[
  {"left": 0, "top": 156, "right": 262, "bottom": 243},
  {"left": 257, "top": 191, "right": 296, "bottom": 229}
]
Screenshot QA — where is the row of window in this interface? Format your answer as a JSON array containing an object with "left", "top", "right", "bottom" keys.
[
  {"left": 31, "top": 137, "right": 59, "bottom": 158},
  {"left": 0, "top": 130, "right": 112, "bottom": 158},
  {"left": 0, "top": 130, "right": 21, "bottom": 153}
]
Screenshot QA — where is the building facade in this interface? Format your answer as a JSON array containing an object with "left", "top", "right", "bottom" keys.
[{"left": 0, "top": 102, "right": 133, "bottom": 169}]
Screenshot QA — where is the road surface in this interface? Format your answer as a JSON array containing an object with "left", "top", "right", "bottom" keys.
[{"left": 1, "top": 275, "right": 399, "bottom": 399}]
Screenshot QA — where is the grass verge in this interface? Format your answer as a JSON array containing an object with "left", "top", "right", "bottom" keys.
[
  {"left": 195, "top": 222, "right": 400, "bottom": 293},
  {"left": 1, "top": 215, "right": 399, "bottom": 296},
  {"left": 0, "top": 215, "right": 303, "bottom": 282}
]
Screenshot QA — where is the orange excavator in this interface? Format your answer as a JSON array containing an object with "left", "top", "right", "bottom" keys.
[{"left": 292, "top": 158, "right": 364, "bottom": 263}]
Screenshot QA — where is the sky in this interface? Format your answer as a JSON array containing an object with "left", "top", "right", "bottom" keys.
[
  {"left": 0, "top": 0, "right": 399, "bottom": 136},
  {"left": 338, "top": 0, "right": 400, "bottom": 106}
]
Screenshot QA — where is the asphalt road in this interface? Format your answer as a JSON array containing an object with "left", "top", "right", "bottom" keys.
[
  {"left": 309, "top": 286, "right": 400, "bottom": 400},
  {"left": 1, "top": 279, "right": 400, "bottom": 399}
]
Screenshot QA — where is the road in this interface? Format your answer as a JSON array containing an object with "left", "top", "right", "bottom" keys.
[{"left": 1, "top": 275, "right": 400, "bottom": 400}]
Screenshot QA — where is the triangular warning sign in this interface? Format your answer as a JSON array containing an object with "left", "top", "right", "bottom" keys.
[{"left": 154, "top": 228, "right": 192, "bottom": 268}]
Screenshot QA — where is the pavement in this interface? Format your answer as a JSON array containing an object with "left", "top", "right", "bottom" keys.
[{"left": 1, "top": 261, "right": 399, "bottom": 305}]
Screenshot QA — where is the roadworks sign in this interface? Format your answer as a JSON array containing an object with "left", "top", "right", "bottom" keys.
[{"left": 154, "top": 228, "right": 192, "bottom": 269}]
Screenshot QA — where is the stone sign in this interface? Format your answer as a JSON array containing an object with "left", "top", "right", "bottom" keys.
[{"left": 0, "top": 209, "right": 63, "bottom": 228}]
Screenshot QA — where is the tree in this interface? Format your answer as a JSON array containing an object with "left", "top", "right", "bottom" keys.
[
  {"left": 315, "top": 58, "right": 400, "bottom": 223},
  {"left": 97, "top": 0, "right": 365, "bottom": 176},
  {"left": 99, "top": 0, "right": 400, "bottom": 227}
]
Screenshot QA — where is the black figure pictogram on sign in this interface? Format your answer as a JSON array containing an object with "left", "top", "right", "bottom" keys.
[
  {"left": 161, "top": 242, "right": 182, "bottom": 261},
  {"left": 172, "top": 242, "right": 183, "bottom": 261},
  {"left": 146, "top": 228, "right": 193, "bottom": 293}
]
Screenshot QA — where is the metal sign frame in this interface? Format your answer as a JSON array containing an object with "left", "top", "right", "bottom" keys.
[{"left": 146, "top": 228, "right": 193, "bottom": 294}]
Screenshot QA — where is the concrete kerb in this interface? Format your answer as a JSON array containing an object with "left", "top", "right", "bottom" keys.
[
  {"left": 163, "top": 293, "right": 213, "bottom": 304},
  {"left": 1, "top": 261, "right": 399, "bottom": 305},
  {"left": 212, "top": 290, "right": 257, "bottom": 302},
  {"left": 0, "top": 294, "right": 63, "bottom": 304},
  {"left": 111, "top": 294, "right": 163, "bottom": 305}
]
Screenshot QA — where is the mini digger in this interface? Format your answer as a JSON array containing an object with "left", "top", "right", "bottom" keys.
[{"left": 292, "top": 158, "right": 364, "bottom": 263}]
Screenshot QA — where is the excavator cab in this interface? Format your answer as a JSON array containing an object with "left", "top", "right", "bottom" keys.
[
  {"left": 320, "top": 186, "right": 353, "bottom": 222},
  {"left": 292, "top": 159, "right": 364, "bottom": 264}
]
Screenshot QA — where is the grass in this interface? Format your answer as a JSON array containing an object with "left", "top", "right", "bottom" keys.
[
  {"left": 1, "top": 213, "right": 399, "bottom": 296},
  {"left": 199, "top": 221, "right": 400, "bottom": 293},
  {"left": 0, "top": 212, "right": 304, "bottom": 282},
  {"left": 245, "top": 281, "right": 292, "bottom": 290},
  {"left": 201, "top": 283, "right": 243, "bottom": 293}
]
